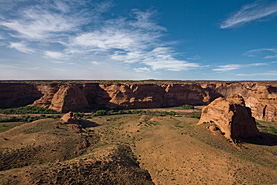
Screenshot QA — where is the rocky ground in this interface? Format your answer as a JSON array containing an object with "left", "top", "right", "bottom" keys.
[{"left": 0, "top": 108, "right": 277, "bottom": 184}]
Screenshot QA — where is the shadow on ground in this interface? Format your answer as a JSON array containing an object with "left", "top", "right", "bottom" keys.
[
  {"left": 241, "top": 132, "right": 277, "bottom": 146},
  {"left": 79, "top": 120, "right": 100, "bottom": 128}
]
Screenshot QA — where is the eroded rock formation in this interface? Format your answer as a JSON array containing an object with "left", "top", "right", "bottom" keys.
[
  {"left": 48, "top": 84, "right": 88, "bottom": 113},
  {"left": 244, "top": 85, "right": 277, "bottom": 122},
  {"left": 0, "top": 81, "right": 276, "bottom": 122},
  {"left": 198, "top": 94, "right": 260, "bottom": 141},
  {"left": 61, "top": 111, "right": 79, "bottom": 124}
]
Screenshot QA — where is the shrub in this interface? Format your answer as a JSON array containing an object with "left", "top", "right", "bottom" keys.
[
  {"left": 95, "top": 110, "right": 107, "bottom": 116},
  {"left": 118, "top": 110, "right": 124, "bottom": 114},
  {"left": 189, "top": 113, "right": 201, "bottom": 119},
  {"left": 107, "top": 110, "right": 114, "bottom": 115},
  {"left": 268, "top": 126, "right": 277, "bottom": 134},
  {"left": 181, "top": 104, "right": 194, "bottom": 109}
]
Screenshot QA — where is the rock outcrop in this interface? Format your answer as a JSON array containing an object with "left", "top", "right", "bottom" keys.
[
  {"left": 61, "top": 112, "right": 79, "bottom": 124},
  {"left": 198, "top": 94, "right": 260, "bottom": 141},
  {"left": 31, "top": 83, "right": 59, "bottom": 108},
  {"left": 0, "top": 81, "right": 276, "bottom": 122},
  {"left": 48, "top": 84, "right": 89, "bottom": 113},
  {"left": 244, "top": 85, "right": 277, "bottom": 122}
]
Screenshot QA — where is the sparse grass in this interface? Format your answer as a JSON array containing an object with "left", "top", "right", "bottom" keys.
[
  {"left": 187, "top": 113, "right": 201, "bottom": 119},
  {"left": 256, "top": 120, "right": 277, "bottom": 135},
  {"left": 0, "top": 122, "right": 25, "bottom": 133}
]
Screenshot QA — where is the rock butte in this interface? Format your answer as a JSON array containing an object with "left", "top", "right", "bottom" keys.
[
  {"left": 0, "top": 81, "right": 276, "bottom": 122},
  {"left": 198, "top": 94, "right": 260, "bottom": 141}
]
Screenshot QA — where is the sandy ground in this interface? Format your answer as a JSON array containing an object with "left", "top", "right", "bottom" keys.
[
  {"left": 91, "top": 114, "right": 277, "bottom": 184},
  {"left": 0, "top": 113, "right": 277, "bottom": 184}
]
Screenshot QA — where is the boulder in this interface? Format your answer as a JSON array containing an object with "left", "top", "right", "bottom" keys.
[
  {"left": 61, "top": 112, "right": 79, "bottom": 124},
  {"left": 198, "top": 94, "right": 260, "bottom": 141}
]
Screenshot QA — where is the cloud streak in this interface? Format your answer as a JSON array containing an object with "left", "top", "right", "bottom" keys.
[
  {"left": 245, "top": 48, "right": 277, "bottom": 58},
  {"left": 220, "top": 1, "right": 277, "bottom": 29},
  {"left": 236, "top": 70, "right": 277, "bottom": 77},
  {"left": 9, "top": 42, "right": 35, "bottom": 53},
  {"left": 213, "top": 64, "right": 242, "bottom": 71},
  {"left": 213, "top": 63, "right": 267, "bottom": 72}
]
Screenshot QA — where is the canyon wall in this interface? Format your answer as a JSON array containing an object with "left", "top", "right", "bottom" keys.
[{"left": 0, "top": 81, "right": 276, "bottom": 122}]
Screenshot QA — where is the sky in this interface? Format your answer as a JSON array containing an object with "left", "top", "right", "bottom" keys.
[{"left": 0, "top": 0, "right": 277, "bottom": 80}]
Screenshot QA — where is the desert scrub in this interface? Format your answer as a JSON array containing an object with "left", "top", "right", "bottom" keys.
[
  {"left": 90, "top": 109, "right": 178, "bottom": 117},
  {"left": 188, "top": 113, "right": 201, "bottom": 119},
  {"left": 0, "top": 115, "right": 61, "bottom": 123},
  {"left": 0, "top": 106, "right": 58, "bottom": 114},
  {"left": 181, "top": 104, "right": 194, "bottom": 109}
]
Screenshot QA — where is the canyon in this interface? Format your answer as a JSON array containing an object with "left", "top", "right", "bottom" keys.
[{"left": 0, "top": 81, "right": 276, "bottom": 122}]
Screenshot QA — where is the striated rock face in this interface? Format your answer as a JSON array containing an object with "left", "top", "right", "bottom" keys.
[
  {"left": 0, "top": 81, "right": 276, "bottom": 122},
  {"left": 93, "top": 83, "right": 213, "bottom": 109},
  {"left": 244, "top": 85, "right": 277, "bottom": 122},
  {"left": 31, "top": 83, "right": 59, "bottom": 108},
  {"left": 49, "top": 84, "right": 88, "bottom": 113},
  {"left": 198, "top": 94, "right": 260, "bottom": 141}
]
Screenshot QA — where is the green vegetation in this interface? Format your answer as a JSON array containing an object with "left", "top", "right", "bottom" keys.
[
  {"left": 0, "top": 122, "right": 25, "bottom": 133},
  {"left": 181, "top": 104, "right": 194, "bottom": 109},
  {"left": 268, "top": 126, "right": 277, "bottom": 134},
  {"left": 0, "top": 106, "right": 58, "bottom": 114},
  {"left": 93, "top": 109, "right": 178, "bottom": 117},
  {"left": 72, "top": 109, "right": 179, "bottom": 120},
  {"left": 0, "top": 115, "right": 61, "bottom": 123},
  {"left": 95, "top": 110, "right": 107, "bottom": 116},
  {"left": 187, "top": 113, "right": 201, "bottom": 119},
  {"left": 256, "top": 121, "right": 277, "bottom": 135}
]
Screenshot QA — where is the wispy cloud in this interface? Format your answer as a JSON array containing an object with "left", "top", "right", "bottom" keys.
[
  {"left": 0, "top": 1, "right": 111, "bottom": 40},
  {"left": 1, "top": 8, "right": 79, "bottom": 40},
  {"left": 0, "top": 0, "right": 201, "bottom": 73},
  {"left": 249, "top": 63, "right": 267, "bottom": 66},
  {"left": 220, "top": 1, "right": 277, "bottom": 29},
  {"left": 65, "top": 8, "right": 199, "bottom": 71},
  {"left": 90, "top": 61, "right": 100, "bottom": 65},
  {"left": 213, "top": 64, "right": 242, "bottom": 71},
  {"left": 264, "top": 54, "right": 277, "bottom": 59},
  {"left": 9, "top": 42, "right": 35, "bottom": 53},
  {"left": 134, "top": 67, "right": 151, "bottom": 73},
  {"left": 236, "top": 70, "right": 277, "bottom": 77},
  {"left": 213, "top": 63, "right": 267, "bottom": 71},
  {"left": 44, "top": 51, "right": 66, "bottom": 60},
  {"left": 245, "top": 48, "right": 277, "bottom": 58}
]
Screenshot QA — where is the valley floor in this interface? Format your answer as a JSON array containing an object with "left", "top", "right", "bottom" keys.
[{"left": 0, "top": 108, "right": 277, "bottom": 184}]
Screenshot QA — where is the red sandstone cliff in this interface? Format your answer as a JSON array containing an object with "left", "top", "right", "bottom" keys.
[
  {"left": 0, "top": 83, "right": 42, "bottom": 108},
  {"left": 0, "top": 81, "right": 276, "bottom": 122},
  {"left": 244, "top": 84, "right": 277, "bottom": 122}
]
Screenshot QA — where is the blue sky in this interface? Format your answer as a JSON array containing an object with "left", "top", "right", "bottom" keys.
[{"left": 0, "top": 0, "right": 277, "bottom": 80}]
